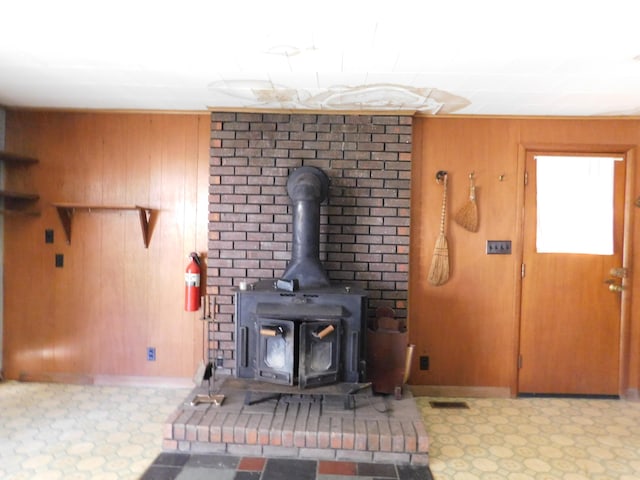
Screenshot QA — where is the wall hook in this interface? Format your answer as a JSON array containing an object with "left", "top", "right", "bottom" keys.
[
  {"left": 498, "top": 173, "right": 505, "bottom": 182},
  {"left": 436, "top": 170, "right": 448, "bottom": 184}
]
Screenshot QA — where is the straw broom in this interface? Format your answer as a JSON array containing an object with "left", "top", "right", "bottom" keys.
[
  {"left": 428, "top": 172, "right": 450, "bottom": 286},
  {"left": 454, "top": 172, "right": 479, "bottom": 232}
]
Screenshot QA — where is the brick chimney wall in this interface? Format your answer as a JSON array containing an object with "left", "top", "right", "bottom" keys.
[{"left": 208, "top": 112, "right": 412, "bottom": 373}]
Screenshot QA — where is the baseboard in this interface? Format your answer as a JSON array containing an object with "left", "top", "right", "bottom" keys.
[
  {"left": 408, "top": 384, "right": 512, "bottom": 398},
  {"left": 18, "top": 372, "right": 94, "bottom": 385},
  {"left": 16, "top": 372, "right": 195, "bottom": 388},
  {"left": 92, "top": 375, "right": 195, "bottom": 388}
]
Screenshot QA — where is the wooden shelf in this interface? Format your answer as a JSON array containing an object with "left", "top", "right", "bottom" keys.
[
  {"left": 0, "top": 151, "right": 39, "bottom": 165},
  {"left": 0, "top": 190, "right": 40, "bottom": 215},
  {"left": 52, "top": 203, "right": 153, "bottom": 248},
  {"left": 0, "top": 190, "right": 40, "bottom": 201},
  {"left": 1, "top": 151, "right": 40, "bottom": 215}
]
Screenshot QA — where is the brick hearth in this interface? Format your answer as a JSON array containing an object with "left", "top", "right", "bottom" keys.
[{"left": 163, "top": 377, "right": 428, "bottom": 465}]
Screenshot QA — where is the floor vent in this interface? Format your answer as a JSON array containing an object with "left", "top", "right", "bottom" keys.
[{"left": 429, "top": 401, "right": 469, "bottom": 409}]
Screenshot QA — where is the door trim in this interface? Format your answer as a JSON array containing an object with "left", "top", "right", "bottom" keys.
[{"left": 515, "top": 143, "right": 635, "bottom": 398}]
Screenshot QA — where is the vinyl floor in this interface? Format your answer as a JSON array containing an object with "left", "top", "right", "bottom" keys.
[{"left": 2, "top": 380, "right": 639, "bottom": 479}]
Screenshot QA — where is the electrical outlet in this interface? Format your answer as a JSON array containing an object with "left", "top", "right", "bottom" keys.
[
  {"left": 55, "top": 254, "right": 64, "bottom": 268},
  {"left": 420, "top": 356, "right": 429, "bottom": 370},
  {"left": 486, "top": 240, "right": 512, "bottom": 255},
  {"left": 45, "top": 229, "right": 54, "bottom": 244},
  {"left": 147, "top": 347, "right": 156, "bottom": 361}
]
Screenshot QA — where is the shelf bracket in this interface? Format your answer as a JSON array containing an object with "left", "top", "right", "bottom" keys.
[
  {"left": 137, "top": 206, "right": 152, "bottom": 248},
  {"left": 55, "top": 206, "right": 74, "bottom": 245},
  {"left": 52, "top": 204, "right": 153, "bottom": 248}
]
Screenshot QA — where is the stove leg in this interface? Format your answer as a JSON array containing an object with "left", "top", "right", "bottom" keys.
[
  {"left": 344, "top": 394, "right": 355, "bottom": 409},
  {"left": 394, "top": 386, "right": 403, "bottom": 400}
]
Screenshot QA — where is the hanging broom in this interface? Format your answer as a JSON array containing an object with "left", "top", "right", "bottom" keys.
[
  {"left": 454, "top": 172, "right": 479, "bottom": 232},
  {"left": 428, "top": 171, "right": 450, "bottom": 286}
]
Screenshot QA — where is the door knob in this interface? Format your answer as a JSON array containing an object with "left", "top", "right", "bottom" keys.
[{"left": 608, "top": 283, "right": 625, "bottom": 293}]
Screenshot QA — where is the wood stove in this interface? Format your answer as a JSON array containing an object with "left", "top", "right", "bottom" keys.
[
  {"left": 235, "top": 284, "right": 366, "bottom": 388},
  {"left": 234, "top": 166, "right": 368, "bottom": 389}
]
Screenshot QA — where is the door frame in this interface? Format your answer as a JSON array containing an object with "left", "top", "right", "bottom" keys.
[{"left": 514, "top": 143, "right": 635, "bottom": 397}]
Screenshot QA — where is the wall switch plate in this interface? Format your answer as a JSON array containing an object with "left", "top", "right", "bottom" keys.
[
  {"left": 216, "top": 357, "right": 224, "bottom": 367},
  {"left": 55, "top": 254, "right": 64, "bottom": 267},
  {"left": 45, "top": 229, "right": 54, "bottom": 244},
  {"left": 147, "top": 347, "right": 156, "bottom": 361},
  {"left": 420, "top": 355, "right": 429, "bottom": 370},
  {"left": 486, "top": 240, "right": 512, "bottom": 255}
]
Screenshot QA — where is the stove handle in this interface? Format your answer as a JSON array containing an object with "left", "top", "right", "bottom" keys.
[{"left": 240, "top": 327, "right": 248, "bottom": 368}]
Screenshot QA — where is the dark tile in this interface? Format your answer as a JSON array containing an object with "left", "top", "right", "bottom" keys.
[
  {"left": 151, "top": 452, "right": 191, "bottom": 467},
  {"left": 357, "top": 462, "right": 397, "bottom": 477},
  {"left": 139, "top": 464, "right": 182, "bottom": 480},
  {"left": 234, "top": 472, "right": 262, "bottom": 480},
  {"left": 263, "top": 458, "right": 317, "bottom": 480},
  {"left": 186, "top": 453, "right": 240, "bottom": 469},
  {"left": 396, "top": 464, "right": 434, "bottom": 480}
]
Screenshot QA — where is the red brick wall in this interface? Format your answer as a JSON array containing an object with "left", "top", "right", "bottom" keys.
[{"left": 208, "top": 112, "right": 412, "bottom": 373}]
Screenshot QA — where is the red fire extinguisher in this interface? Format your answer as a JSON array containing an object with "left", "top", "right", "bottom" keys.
[{"left": 185, "top": 252, "right": 201, "bottom": 312}]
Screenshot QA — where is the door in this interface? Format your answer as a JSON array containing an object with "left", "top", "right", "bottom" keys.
[
  {"left": 299, "top": 319, "right": 342, "bottom": 388},
  {"left": 256, "top": 318, "right": 296, "bottom": 385},
  {"left": 518, "top": 152, "right": 626, "bottom": 395}
]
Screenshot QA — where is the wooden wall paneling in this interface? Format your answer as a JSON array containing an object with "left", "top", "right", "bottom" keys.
[
  {"left": 409, "top": 118, "right": 522, "bottom": 389},
  {"left": 156, "top": 115, "right": 191, "bottom": 375},
  {"left": 409, "top": 117, "right": 640, "bottom": 394},
  {"left": 630, "top": 141, "right": 640, "bottom": 397},
  {"left": 118, "top": 115, "right": 152, "bottom": 375},
  {"left": 50, "top": 114, "right": 102, "bottom": 376},
  {"left": 5, "top": 111, "right": 638, "bottom": 392},
  {"left": 97, "top": 115, "right": 130, "bottom": 375},
  {"left": 144, "top": 115, "right": 200, "bottom": 377},
  {"left": 3, "top": 111, "right": 209, "bottom": 382},
  {"left": 5, "top": 113, "right": 56, "bottom": 378}
]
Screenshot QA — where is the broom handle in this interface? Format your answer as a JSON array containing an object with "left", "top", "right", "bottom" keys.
[
  {"left": 439, "top": 173, "right": 448, "bottom": 235},
  {"left": 468, "top": 173, "right": 475, "bottom": 201}
]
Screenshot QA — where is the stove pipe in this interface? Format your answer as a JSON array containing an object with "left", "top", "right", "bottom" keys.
[{"left": 280, "top": 166, "right": 331, "bottom": 289}]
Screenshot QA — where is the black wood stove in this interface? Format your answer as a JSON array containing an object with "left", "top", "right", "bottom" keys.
[{"left": 234, "top": 166, "right": 367, "bottom": 389}]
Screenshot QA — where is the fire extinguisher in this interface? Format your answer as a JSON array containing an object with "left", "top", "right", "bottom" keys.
[{"left": 185, "top": 252, "right": 201, "bottom": 312}]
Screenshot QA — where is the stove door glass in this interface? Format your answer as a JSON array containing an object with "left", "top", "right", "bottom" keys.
[
  {"left": 299, "top": 319, "right": 341, "bottom": 388},
  {"left": 256, "top": 318, "right": 296, "bottom": 385}
]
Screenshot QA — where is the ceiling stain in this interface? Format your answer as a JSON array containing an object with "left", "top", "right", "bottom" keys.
[
  {"left": 307, "top": 84, "right": 470, "bottom": 114},
  {"left": 208, "top": 80, "right": 470, "bottom": 113}
]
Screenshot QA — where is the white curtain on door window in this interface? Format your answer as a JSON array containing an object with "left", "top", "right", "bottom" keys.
[{"left": 536, "top": 155, "right": 619, "bottom": 255}]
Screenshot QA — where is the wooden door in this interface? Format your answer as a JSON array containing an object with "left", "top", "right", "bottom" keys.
[{"left": 518, "top": 152, "right": 626, "bottom": 395}]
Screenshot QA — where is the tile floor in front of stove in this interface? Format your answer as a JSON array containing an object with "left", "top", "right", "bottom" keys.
[{"left": 140, "top": 452, "right": 431, "bottom": 479}]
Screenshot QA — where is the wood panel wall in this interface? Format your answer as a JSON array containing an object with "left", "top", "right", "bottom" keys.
[
  {"left": 3, "top": 111, "right": 210, "bottom": 384},
  {"left": 3, "top": 111, "right": 639, "bottom": 396},
  {"left": 409, "top": 117, "right": 640, "bottom": 397}
]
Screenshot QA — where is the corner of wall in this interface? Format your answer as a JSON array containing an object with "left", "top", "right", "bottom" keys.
[{"left": 0, "top": 106, "right": 5, "bottom": 375}]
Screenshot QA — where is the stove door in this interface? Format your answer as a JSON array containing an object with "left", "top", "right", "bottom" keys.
[
  {"left": 299, "top": 320, "right": 341, "bottom": 388},
  {"left": 256, "top": 318, "right": 296, "bottom": 385}
]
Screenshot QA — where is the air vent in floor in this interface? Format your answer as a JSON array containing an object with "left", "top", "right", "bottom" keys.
[{"left": 429, "top": 401, "right": 469, "bottom": 409}]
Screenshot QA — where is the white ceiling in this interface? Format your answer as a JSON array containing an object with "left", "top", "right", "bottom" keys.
[{"left": 2, "top": 0, "right": 640, "bottom": 116}]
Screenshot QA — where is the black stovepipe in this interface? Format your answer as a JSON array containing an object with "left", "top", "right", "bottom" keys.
[{"left": 280, "top": 166, "right": 331, "bottom": 289}]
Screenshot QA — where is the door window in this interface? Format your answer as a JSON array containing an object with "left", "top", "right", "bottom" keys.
[{"left": 535, "top": 155, "right": 621, "bottom": 255}]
